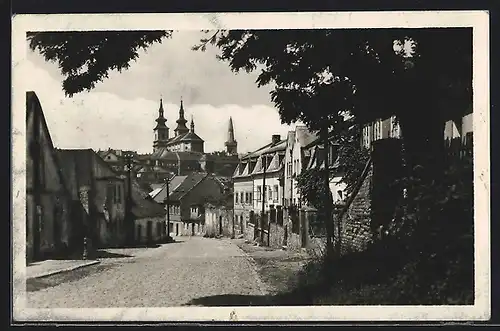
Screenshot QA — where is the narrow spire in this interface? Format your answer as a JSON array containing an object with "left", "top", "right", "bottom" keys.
[
  {"left": 190, "top": 115, "right": 195, "bottom": 132},
  {"left": 227, "top": 116, "right": 235, "bottom": 142},
  {"left": 158, "top": 98, "right": 164, "bottom": 117},
  {"left": 224, "top": 116, "right": 238, "bottom": 155},
  {"left": 174, "top": 97, "right": 189, "bottom": 136}
]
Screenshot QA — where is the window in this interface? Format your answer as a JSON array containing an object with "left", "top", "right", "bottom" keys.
[
  {"left": 268, "top": 186, "right": 272, "bottom": 201},
  {"left": 235, "top": 193, "right": 239, "bottom": 203},
  {"left": 240, "top": 192, "right": 244, "bottom": 204},
  {"left": 249, "top": 192, "right": 253, "bottom": 203},
  {"left": 257, "top": 186, "right": 262, "bottom": 202},
  {"left": 273, "top": 185, "right": 279, "bottom": 202}
]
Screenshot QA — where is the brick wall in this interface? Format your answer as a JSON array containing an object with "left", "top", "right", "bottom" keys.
[{"left": 335, "top": 164, "right": 374, "bottom": 256}]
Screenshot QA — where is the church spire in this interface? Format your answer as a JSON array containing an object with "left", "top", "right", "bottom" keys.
[
  {"left": 158, "top": 98, "right": 165, "bottom": 117},
  {"left": 174, "top": 97, "right": 189, "bottom": 136},
  {"left": 190, "top": 115, "right": 195, "bottom": 132},
  {"left": 224, "top": 116, "right": 238, "bottom": 155},
  {"left": 153, "top": 97, "right": 169, "bottom": 152}
]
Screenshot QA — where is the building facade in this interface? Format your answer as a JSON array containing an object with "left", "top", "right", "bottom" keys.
[
  {"left": 149, "top": 172, "right": 227, "bottom": 237},
  {"left": 232, "top": 135, "right": 287, "bottom": 237},
  {"left": 26, "top": 91, "right": 80, "bottom": 262},
  {"left": 283, "top": 126, "right": 318, "bottom": 208},
  {"left": 56, "top": 149, "right": 127, "bottom": 248}
]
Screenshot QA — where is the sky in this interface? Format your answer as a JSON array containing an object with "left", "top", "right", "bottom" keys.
[{"left": 25, "top": 31, "right": 297, "bottom": 154}]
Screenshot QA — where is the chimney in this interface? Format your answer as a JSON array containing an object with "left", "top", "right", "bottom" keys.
[{"left": 272, "top": 135, "right": 281, "bottom": 144}]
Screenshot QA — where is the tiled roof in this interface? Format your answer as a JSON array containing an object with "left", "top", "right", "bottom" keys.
[
  {"left": 130, "top": 179, "right": 166, "bottom": 218},
  {"left": 266, "top": 153, "right": 284, "bottom": 172},
  {"left": 151, "top": 175, "right": 188, "bottom": 204},
  {"left": 168, "top": 172, "right": 208, "bottom": 201},
  {"left": 241, "top": 142, "right": 274, "bottom": 160}
]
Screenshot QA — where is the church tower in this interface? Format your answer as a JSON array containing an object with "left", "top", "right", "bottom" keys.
[
  {"left": 224, "top": 116, "right": 238, "bottom": 155},
  {"left": 174, "top": 99, "right": 189, "bottom": 137},
  {"left": 153, "top": 98, "right": 169, "bottom": 152}
]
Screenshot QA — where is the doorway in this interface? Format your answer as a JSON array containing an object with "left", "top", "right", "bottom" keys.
[
  {"left": 191, "top": 223, "right": 195, "bottom": 236},
  {"left": 176, "top": 223, "right": 179, "bottom": 236},
  {"left": 137, "top": 225, "right": 142, "bottom": 244},
  {"left": 146, "top": 221, "right": 152, "bottom": 244}
]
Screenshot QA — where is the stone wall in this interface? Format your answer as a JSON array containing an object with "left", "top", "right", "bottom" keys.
[
  {"left": 245, "top": 222, "right": 255, "bottom": 241},
  {"left": 335, "top": 163, "right": 374, "bottom": 256},
  {"left": 204, "top": 207, "right": 235, "bottom": 238}
]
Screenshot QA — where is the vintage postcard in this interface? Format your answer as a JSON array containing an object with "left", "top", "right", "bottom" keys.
[{"left": 11, "top": 11, "right": 490, "bottom": 322}]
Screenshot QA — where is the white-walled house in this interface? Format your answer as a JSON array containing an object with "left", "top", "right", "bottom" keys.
[
  {"left": 283, "top": 126, "right": 318, "bottom": 208},
  {"left": 232, "top": 135, "right": 286, "bottom": 232}
]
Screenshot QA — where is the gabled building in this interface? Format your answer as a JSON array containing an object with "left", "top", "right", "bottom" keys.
[
  {"left": 361, "top": 116, "right": 402, "bottom": 150},
  {"left": 150, "top": 172, "right": 227, "bottom": 237},
  {"left": 283, "top": 126, "right": 318, "bottom": 208},
  {"left": 26, "top": 91, "right": 83, "bottom": 262},
  {"left": 232, "top": 135, "right": 287, "bottom": 235},
  {"left": 129, "top": 179, "right": 168, "bottom": 245},
  {"left": 55, "top": 149, "right": 127, "bottom": 248}
]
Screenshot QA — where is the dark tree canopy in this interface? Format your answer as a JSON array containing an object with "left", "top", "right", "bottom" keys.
[{"left": 27, "top": 31, "right": 171, "bottom": 96}]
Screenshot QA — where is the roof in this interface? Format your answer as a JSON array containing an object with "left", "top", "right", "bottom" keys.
[
  {"left": 168, "top": 172, "right": 208, "bottom": 201},
  {"left": 26, "top": 91, "right": 75, "bottom": 202},
  {"left": 150, "top": 148, "right": 204, "bottom": 161},
  {"left": 150, "top": 175, "right": 188, "bottom": 203},
  {"left": 130, "top": 179, "right": 166, "bottom": 218},
  {"left": 179, "top": 131, "right": 204, "bottom": 142},
  {"left": 213, "top": 175, "right": 233, "bottom": 192}
]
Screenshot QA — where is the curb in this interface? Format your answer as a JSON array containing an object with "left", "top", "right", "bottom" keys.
[
  {"left": 28, "top": 260, "right": 100, "bottom": 280},
  {"left": 234, "top": 242, "right": 272, "bottom": 297}
]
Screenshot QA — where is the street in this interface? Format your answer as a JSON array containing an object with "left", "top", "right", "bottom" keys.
[{"left": 26, "top": 237, "right": 269, "bottom": 308}]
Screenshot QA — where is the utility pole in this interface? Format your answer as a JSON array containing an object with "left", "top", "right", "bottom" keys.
[
  {"left": 260, "top": 154, "right": 267, "bottom": 244},
  {"left": 165, "top": 174, "right": 173, "bottom": 242},
  {"left": 124, "top": 153, "right": 134, "bottom": 246}
]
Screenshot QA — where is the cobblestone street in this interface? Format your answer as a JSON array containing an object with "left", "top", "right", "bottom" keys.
[{"left": 26, "top": 237, "right": 268, "bottom": 308}]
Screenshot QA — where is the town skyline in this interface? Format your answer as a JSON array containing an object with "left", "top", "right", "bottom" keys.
[{"left": 25, "top": 31, "right": 297, "bottom": 154}]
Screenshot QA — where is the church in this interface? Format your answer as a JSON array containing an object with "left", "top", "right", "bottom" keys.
[{"left": 135, "top": 99, "right": 240, "bottom": 183}]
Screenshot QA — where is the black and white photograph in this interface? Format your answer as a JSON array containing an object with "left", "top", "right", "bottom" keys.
[{"left": 11, "top": 12, "right": 490, "bottom": 322}]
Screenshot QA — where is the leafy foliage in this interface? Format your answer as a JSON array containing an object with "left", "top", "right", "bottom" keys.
[
  {"left": 27, "top": 31, "right": 171, "bottom": 96},
  {"left": 295, "top": 168, "right": 332, "bottom": 211},
  {"left": 199, "top": 28, "right": 472, "bottom": 178}
]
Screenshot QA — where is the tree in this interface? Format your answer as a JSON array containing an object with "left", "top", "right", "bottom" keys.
[
  {"left": 27, "top": 31, "right": 171, "bottom": 97},
  {"left": 201, "top": 29, "right": 471, "bottom": 178}
]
